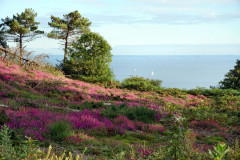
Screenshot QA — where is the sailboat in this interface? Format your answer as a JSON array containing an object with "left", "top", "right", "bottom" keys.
[{"left": 152, "top": 71, "right": 154, "bottom": 75}]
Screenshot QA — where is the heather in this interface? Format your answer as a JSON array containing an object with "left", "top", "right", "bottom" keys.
[{"left": 0, "top": 58, "right": 240, "bottom": 159}]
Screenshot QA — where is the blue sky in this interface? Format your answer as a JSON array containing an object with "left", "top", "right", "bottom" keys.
[{"left": 0, "top": 0, "right": 240, "bottom": 50}]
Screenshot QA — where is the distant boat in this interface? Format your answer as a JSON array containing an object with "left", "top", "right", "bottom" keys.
[{"left": 152, "top": 71, "right": 154, "bottom": 75}]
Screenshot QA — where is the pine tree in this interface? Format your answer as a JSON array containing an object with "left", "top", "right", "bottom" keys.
[
  {"left": 219, "top": 59, "right": 240, "bottom": 89},
  {"left": 48, "top": 10, "right": 91, "bottom": 64},
  {"left": 1, "top": 8, "right": 43, "bottom": 63}
]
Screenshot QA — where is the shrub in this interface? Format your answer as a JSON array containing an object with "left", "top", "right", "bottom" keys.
[
  {"left": 0, "top": 109, "right": 10, "bottom": 126},
  {"left": 122, "top": 76, "right": 162, "bottom": 91},
  {"left": 62, "top": 32, "right": 113, "bottom": 80},
  {"left": 101, "top": 104, "right": 159, "bottom": 123},
  {"left": 49, "top": 121, "right": 72, "bottom": 142}
]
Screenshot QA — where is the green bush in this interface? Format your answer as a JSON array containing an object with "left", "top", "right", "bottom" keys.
[
  {"left": 122, "top": 76, "right": 162, "bottom": 92},
  {"left": 101, "top": 104, "right": 158, "bottom": 123},
  {"left": 187, "top": 88, "right": 240, "bottom": 97},
  {"left": 62, "top": 32, "right": 113, "bottom": 80},
  {"left": 0, "top": 109, "right": 10, "bottom": 125},
  {"left": 49, "top": 121, "right": 72, "bottom": 142}
]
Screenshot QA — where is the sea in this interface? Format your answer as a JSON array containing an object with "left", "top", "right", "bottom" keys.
[{"left": 45, "top": 55, "right": 240, "bottom": 89}]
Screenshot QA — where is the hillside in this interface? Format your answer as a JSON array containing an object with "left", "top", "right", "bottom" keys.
[{"left": 0, "top": 58, "right": 240, "bottom": 159}]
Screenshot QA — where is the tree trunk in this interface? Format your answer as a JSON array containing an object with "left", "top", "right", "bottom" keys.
[
  {"left": 19, "top": 34, "right": 23, "bottom": 65},
  {"left": 64, "top": 32, "right": 69, "bottom": 65}
]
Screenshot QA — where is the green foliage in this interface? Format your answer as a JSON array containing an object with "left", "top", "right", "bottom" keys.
[
  {"left": 63, "top": 32, "right": 113, "bottom": 81},
  {"left": 0, "top": 125, "right": 85, "bottom": 160},
  {"left": 48, "top": 10, "right": 91, "bottom": 63},
  {"left": 157, "top": 88, "right": 187, "bottom": 97},
  {"left": 161, "top": 114, "right": 192, "bottom": 160},
  {"left": 0, "top": 109, "right": 10, "bottom": 125},
  {"left": 69, "top": 101, "right": 104, "bottom": 110},
  {"left": 226, "top": 139, "right": 240, "bottom": 160},
  {"left": 49, "top": 121, "right": 72, "bottom": 142},
  {"left": 101, "top": 104, "right": 158, "bottom": 123},
  {"left": 122, "top": 76, "right": 162, "bottom": 91},
  {"left": 219, "top": 59, "right": 240, "bottom": 90},
  {"left": 1, "top": 8, "right": 43, "bottom": 60},
  {"left": 187, "top": 88, "right": 240, "bottom": 97},
  {"left": 199, "top": 136, "right": 226, "bottom": 145},
  {"left": 0, "top": 125, "right": 16, "bottom": 159},
  {"left": 209, "top": 143, "right": 229, "bottom": 160}
]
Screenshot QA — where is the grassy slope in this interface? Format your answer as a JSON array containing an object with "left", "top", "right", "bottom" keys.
[{"left": 0, "top": 58, "right": 240, "bottom": 159}]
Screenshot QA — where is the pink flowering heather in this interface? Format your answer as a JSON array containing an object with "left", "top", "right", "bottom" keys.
[{"left": 113, "top": 115, "right": 136, "bottom": 131}]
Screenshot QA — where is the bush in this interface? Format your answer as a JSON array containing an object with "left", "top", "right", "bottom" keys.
[
  {"left": 62, "top": 32, "right": 113, "bottom": 81},
  {"left": 122, "top": 76, "right": 162, "bottom": 92},
  {"left": 187, "top": 88, "right": 240, "bottom": 97},
  {"left": 49, "top": 121, "right": 72, "bottom": 142},
  {"left": 101, "top": 104, "right": 159, "bottom": 123}
]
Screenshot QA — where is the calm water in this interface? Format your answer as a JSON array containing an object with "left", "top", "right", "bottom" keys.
[{"left": 47, "top": 55, "right": 240, "bottom": 89}]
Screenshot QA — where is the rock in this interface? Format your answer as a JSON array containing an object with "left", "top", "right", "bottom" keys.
[{"left": 0, "top": 104, "right": 8, "bottom": 107}]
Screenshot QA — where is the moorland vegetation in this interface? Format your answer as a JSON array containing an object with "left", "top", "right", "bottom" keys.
[{"left": 0, "top": 8, "right": 240, "bottom": 160}]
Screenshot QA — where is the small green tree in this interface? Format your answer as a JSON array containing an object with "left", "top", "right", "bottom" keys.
[
  {"left": 63, "top": 32, "right": 113, "bottom": 80},
  {"left": 48, "top": 10, "right": 91, "bottom": 64},
  {"left": 1, "top": 8, "right": 43, "bottom": 63},
  {"left": 219, "top": 59, "right": 240, "bottom": 90}
]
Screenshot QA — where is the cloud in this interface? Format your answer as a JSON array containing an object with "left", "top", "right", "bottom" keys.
[
  {"left": 131, "top": 0, "right": 239, "bottom": 6},
  {"left": 28, "top": 0, "right": 240, "bottom": 29},
  {"left": 70, "top": 0, "right": 107, "bottom": 7}
]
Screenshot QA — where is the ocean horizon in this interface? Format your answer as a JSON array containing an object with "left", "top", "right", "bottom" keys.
[{"left": 45, "top": 55, "right": 240, "bottom": 89}]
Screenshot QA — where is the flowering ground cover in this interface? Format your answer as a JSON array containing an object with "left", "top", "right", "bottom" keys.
[{"left": 0, "top": 58, "right": 240, "bottom": 159}]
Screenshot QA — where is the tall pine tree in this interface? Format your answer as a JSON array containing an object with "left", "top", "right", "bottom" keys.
[
  {"left": 48, "top": 10, "right": 91, "bottom": 64},
  {"left": 1, "top": 8, "right": 43, "bottom": 63}
]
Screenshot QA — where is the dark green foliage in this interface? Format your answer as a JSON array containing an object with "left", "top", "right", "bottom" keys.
[
  {"left": 0, "top": 109, "right": 10, "bottom": 126},
  {"left": 63, "top": 32, "right": 113, "bottom": 80},
  {"left": 70, "top": 101, "right": 104, "bottom": 110},
  {"left": 219, "top": 59, "right": 240, "bottom": 90},
  {"left": 124, "top": 106, "right": 158, "bottom": 123},
  {"left": 122, "top": 76, "right": 162, "bottom": 91},
  {"left": 101, "top": 104, "right": 158, "bottom": 123},
  {"left": 199, "top": 136, "right": 226, "bottom": 145},
  {"left": 49, "top": 121, "right": 72, "bottom": 142},
  {"left": 157, "top": 88, "right": 187, "bottom": 97},
  {"left": 187, "top": 88, "right": 240, "bottom": 97},
  {"left": 0, "top": 125, "right": 16, "bottom": 159},
  {"left": 1, "top": 8, "right": 43, "bottom": 61},
  {"left": 48, "top": 10, "right": 91, "bottom": 63}
]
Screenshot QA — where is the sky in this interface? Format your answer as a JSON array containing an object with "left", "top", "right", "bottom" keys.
[{"left": 0, "top": 0, "right": 240, "bottom": 54}]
